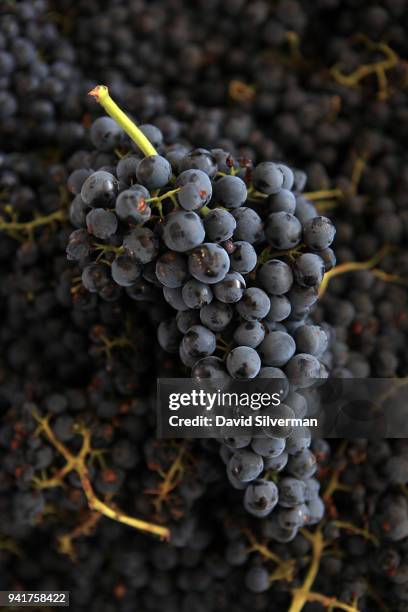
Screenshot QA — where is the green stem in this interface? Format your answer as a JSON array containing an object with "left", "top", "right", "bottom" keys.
[{"left": 89, "top": 85, "right": 158, "bottom": 158}]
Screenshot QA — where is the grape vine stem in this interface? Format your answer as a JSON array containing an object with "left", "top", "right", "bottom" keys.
[
  {"left": 88, "top": 85, "right": 158, "bottom": 157},
  {"left": 32, "top": 411, "right": 170, "bottom": 541}
]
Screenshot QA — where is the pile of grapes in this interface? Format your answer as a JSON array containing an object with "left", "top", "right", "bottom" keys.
[{"left": 1, "top": 1, "right": 408, "bottom": 611}]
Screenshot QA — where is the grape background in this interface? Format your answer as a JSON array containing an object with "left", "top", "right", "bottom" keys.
[{"left": 1, "top": 1, "right": 408, "bottom": 611}]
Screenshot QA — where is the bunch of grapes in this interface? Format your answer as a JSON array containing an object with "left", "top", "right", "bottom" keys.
[{"left": 65, "top": 85, "right": 335, "bottom": 537}]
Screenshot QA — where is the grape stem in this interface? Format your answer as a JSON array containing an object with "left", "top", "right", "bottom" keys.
[
  {"left": 88, "top": 85, "right": 158, "bottom": 157},
  {"left": 32, "top": 411, "right": 170, "bottom": 541}
]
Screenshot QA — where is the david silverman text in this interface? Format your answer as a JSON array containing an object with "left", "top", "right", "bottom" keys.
[{"left": 168, "top": 415, "right": 318, "bottom": 427}]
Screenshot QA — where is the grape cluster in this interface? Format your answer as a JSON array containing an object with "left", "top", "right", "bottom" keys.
[{"left": 64, "top": 97, "right": 335, "bottom": 531}]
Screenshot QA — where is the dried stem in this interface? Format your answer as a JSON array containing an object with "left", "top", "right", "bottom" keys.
[{"left": 32, "top": 411, "right": 170, "bottom": 541}]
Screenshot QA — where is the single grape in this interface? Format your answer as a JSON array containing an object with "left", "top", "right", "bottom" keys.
[
  {"left": 156, "top": 252, "right": 189, "bottom": 288},
  {"left": 266, "top": 294, "right": 291, "bottom": 322},
  {"left": 90, "top": 116, "right": 123, "bottom": 151},
  {"left": 287, "top": 449, "right": 317, "bottom": 480},
  {"left": 305, "top": 497, "right": 325, "bottom": 525},
  {"left": 258, "top": 331, "right": 296, "bottom": 367},
  {"left": 81, "top": 263, "right": 110, "bottom": 293},
  {"left": 123, "top": 227, "right": 159, "bottom": 264},
  {"left": 200, "top": 301, "right": 233, "bottom": 331},
  {"left": 293, "top": 253, "right": 325, "bottom": 287},
  {"left": 136, "top": 155, "right": 172, "bottom": 189},
  {"left": 303, "top": 216, "right": 336, "bottom": 251},
  {"left": 266, "top": 212, "right": 302, "bottom": 249},
  {"left": 285, "top": 427, "right": 312, "bottom": 455},
  {"left": 191, "top": 356, "right": 229, "bottom": 380},
  {"left": 182, "top": 280, "right": 213, "bottom": 309},
  {"left": 111, "top": 255, "right": 142, "bottom": 287},
  {"left": 139, "top": 124, "right": 163, "bottom": 148},
  {"left": 222, "top": 437, "right": 252, "bottom": 450},
  {"left": 163, "top": 287, "right": 189, "bottom": 311},
  {"left": 176, "top": 310, "right": 201, "bottom": 334},
  {"left": 213, "top": 175, "right": 247, "bottom": 208},
  {"left": 244, "top": 479, "right": 279, "bottom": 517},
  {"left": 157, "top": 319, "right": 181, "bottom": 353},
  {"left": 285, "top": 353, "right": 321, "bottom": 387},
  {"left": 204, "top": 209, "right": 237, "bottom": 242},
  {"left": 229, "top": 241, "right": 257, "bottom": 274},
  {"left": 115, "top": 187, "right": 151, "bottom": 223},
  {"left": 285, "top": 391, "right": 307, "bottom": 419},
  {"left": 176, "top": 169, "right": 212, "bottom": 210},
  {"left": 213, "top": 272, "right": 246, "bottom": 303},
  {"left": 180, "top": 148, "right": 217, "bottom": 178},
  {"left": 253, "top": 161, "right": 284, "bottom": 195},
  {"left": 251, "top": 437, "right": 285, "bottom": 458},
  {"left": 264, "top": 451, "right": 288, "bottom": 472},
  {"left": 296, "top": 187, "right": 319, "bottom": 217},
  {"left": 162, "top": 210, "right": 205, "bottom": 253},
  {"left": 245, "top": 566, "right": 270, "bottom": 593},
  {"left": 263, "top": 515, "right": 298, "bottom": 543},
  {"left": 116, "top": 156, "right": 141, "bottom": 185},
  {"left": 226, "top": 346, "right": 261, "bottom": 378},
  {"left": 276, "top": 164, "right": 294, "bottom": 190},
  {"left": 232, "top": 207, "right": 264, "bottom": 244},
  {"left": 188, "top": 243, "right": 230, "bottom": 284},
  {"left": 236, "top": 287, "right": 270, "bottom": 321},
  {"left": 294, "top": 325, "right": 329, "bottom": 357},
  {"left": 258, "top": 259, "right": 293, "bottom": 295},
  {"left": 86, "top": 208, "right": 117, "bottom": 239},
  {"left": 81, "top": 170, "right": 119, "bottom": 208},
  {"left": 233, "top": 321, "right": 265, "bottom": 348},
  {"left": 67, "top": 168, "right": 94, "bottom": 195},
  {"left": 69, "top": 194, "right": 88, "bottom": 228},
  {"left": 267, "top": 188, "right": 296, "bottom": 214},
  {"left": 66, "top": 229, "right": 90, "bottom": 261},
  {"left": 228, "top": 449, "right": 264, "bottom": 482},
  {"left": 279, "top": 477, "right": 307, "bottom": 508},
  {"left": 304, "top": 478, "right": 321, "bottom": 501},
  {"left": 181, "top": 325, "right": 216, "bottom": 358},
  {"left": 278, "top": 505, "right": 308, "bottom": 529}
]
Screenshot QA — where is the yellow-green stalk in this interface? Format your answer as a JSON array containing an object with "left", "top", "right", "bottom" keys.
[{"left": 89, "top": 85, "right": 157, "bottom": 157}]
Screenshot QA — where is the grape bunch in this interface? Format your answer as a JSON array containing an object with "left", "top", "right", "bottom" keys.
[{"left": 64, "top": 87, "right": 334, "bottom": 536}]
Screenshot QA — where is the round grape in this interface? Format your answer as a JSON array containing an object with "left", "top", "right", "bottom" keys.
[
  {"left": 123, "top": 227, "right": 159, "bottom": 264},
  {"left": 204, "top": 209, "right": 236, "bottom": 242},
  {"left": 266, "top": 212, "right": 302, "bottom": 249},
  {"left": 229, "top": 241, "right": 257, "bottom": 274},
  {"left": 253, "top": 161, "right": 284, "bottom": 195},
  {"left": 293, "top": 253, "right": 325, "bottom": 287},
  {"left": 244, "top": 479, "right": 279, "bottom": 518},
  {"left": 259, "top": 331, "right": 296, "bottom": 367},
  {"left": 156, "top": 252, "right": 188, "bottom": 288},
  {"left": 182, "top": 280, "right": 213, "bottom": 309},
  {"left": 111, "top": 255, "right": 142, "bottom": 287},
  {"left": 303, "top": 216, "right": 336, "bottom": 250},
  {"left": 188, "top": 243, "right": 230, "bottom": 284},
  {"left": 176, "top": 169, "right": 212, "bottom": 210},
  {"left": 214, "top": 175, "right": 247, "bottom": 208},
  {"left": 236, "top": 287, "right": 270, "bottom": 321},
  {"left": 258, "top": 259, "right": 293, "bottom": 295},
  {"left": 81, "top": 170, "right": 119, "bottom": 208},
  {"left": 86, "top": 208, "right": 117, "bottom": 239},
  {"left": 136, "top": 155, "right": 172, "bottom": 190},
  {"left": 226, "top": 346, "right": 261, "bottom": 378},
  {"left": 115, "top": 188, "right": 151, "bottom": 224},
  {"left": 213, "top": 272, "right": 246, "bottom": 303},
  {"left": 162, "top": 210, "right": 205, "bottom": 253}
]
